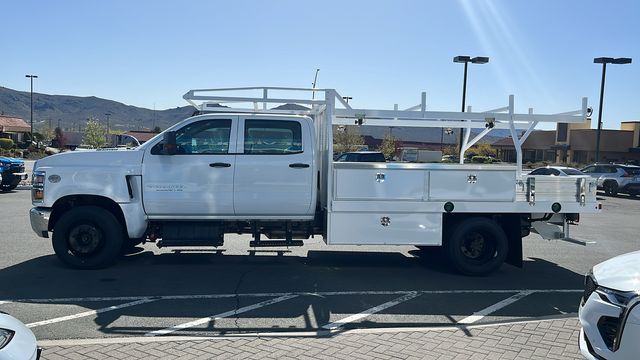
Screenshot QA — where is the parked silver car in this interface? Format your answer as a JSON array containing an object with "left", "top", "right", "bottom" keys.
[{"left": 581, "top": 164, "right": 640, "bottom": 196}]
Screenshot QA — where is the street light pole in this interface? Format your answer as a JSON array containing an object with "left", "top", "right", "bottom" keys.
[
  {"left": 25, "top": 74, "right": 38, "bottom": 144},
  {"left": 593, "top": 57, "right": 632, "bottom": 163},
  {"left": 453, "top": 56, "right": 489, "bottom": 158}
]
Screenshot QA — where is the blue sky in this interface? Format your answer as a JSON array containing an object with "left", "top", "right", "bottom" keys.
[{"left": 2, "top": 0, "right": 639, "bottom": 129}]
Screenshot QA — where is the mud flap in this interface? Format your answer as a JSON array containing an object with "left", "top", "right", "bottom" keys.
[{"left": 502, "top": 214, "right": 524, "bottom": 268}]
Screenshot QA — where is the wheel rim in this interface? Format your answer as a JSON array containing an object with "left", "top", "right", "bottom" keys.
[
  {"left": 68, "top": 224, "right": 104, "bottom": 256},
  {"left": 460, "top": 231, "right": 496, "bottom": 262}
]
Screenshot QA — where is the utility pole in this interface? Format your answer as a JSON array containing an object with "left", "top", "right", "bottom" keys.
[{"left": 311, "top": 68, "right": 320, "bottom": 99}]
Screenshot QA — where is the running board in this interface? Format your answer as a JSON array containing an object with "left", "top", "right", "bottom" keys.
[
  {"left": 249, "top": 240, "right": 304, "bottom": 247},
  {"left": 157, "top": 239, "right": 224, "bottom": 248}
]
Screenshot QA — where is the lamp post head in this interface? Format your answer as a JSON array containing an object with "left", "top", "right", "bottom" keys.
[
  {"left": 453, "top": 56, "right": 471, "bottom": 63},
  {"left": 25, "top": 74, "right": 38, "bottom": 78},
  {"left": 471, "top": 56, "right": 489, "bottom": 64},
  {"left": 594, "top": 57, "right": 632, "bottom": 64},
  {"left": 612, "top": 57, "right": 632, "bottom": 64}
]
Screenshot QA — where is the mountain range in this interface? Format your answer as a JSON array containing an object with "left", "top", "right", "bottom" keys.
[{"left": 0, "top": 86, "right": 194, "bottom": 132}]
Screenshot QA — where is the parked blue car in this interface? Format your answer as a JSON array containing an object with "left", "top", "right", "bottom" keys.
[{"left": 0, "top": 156, "right": 28, "bottom": 192}]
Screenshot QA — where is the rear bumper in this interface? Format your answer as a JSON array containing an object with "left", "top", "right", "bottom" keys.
[{"left": 29, "top": 207, "right": 51, "bottom": 238}]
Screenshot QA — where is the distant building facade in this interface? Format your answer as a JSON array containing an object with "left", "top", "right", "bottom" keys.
[{"left": 493, "top": 119, "right": 640, "bottom": 165}]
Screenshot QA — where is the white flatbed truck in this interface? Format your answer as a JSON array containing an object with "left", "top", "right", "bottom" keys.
[{"left": 29, "top": 87, "right": 600, "bottom": 275}]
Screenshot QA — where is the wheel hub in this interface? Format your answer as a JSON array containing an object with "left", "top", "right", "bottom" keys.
[
  {"left": 461, "top": 233, "right": 485, "bottom": 259},
  {"left": 68, "top": 224, "right": 102, "bottom": 255}
]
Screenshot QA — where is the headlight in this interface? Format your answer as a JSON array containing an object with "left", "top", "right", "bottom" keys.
[
  {"left": 0, "top": 328, "right": 15, "bottom": 350},
  {"left": 598, "top": 287, "right": 640, "bottom": 307}
]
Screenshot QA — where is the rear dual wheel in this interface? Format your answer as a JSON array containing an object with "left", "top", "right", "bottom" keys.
[{"left": 446, "top": 217, "right": 508, "bottom": 276}]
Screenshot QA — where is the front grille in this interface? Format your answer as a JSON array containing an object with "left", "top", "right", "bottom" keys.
[
  {"left": 598, "top": 316, "right": 620, "bottom": 351},
  {"left": 583, "top": 274, "right": 597, "bottom": 305},
  {"left": 9, "top": 163, "right": 24, "bottom": 173}
]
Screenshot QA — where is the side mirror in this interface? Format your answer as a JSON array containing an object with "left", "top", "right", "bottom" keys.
[{"left": 162, "top": 131, "right": 177, "bottom": 155}]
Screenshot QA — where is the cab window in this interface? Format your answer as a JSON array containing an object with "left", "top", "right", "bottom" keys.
[
  {"left": 244, "top": 120, "right": 302, "bottom": 154},
  {"left": 152, "top": 119, "right": 232, "bottom": 155}
]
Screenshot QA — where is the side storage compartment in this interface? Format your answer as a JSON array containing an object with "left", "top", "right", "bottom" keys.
[
  {"left": 429, "top": 170, "right": 515, "bottom": 201},
  {"left": 328, "top": 212, "right": 442, "bottom": 245},
  {"left": 334, "top": 168, "right": 426, "bottom": 201},
  {"left": 516, "top": 175, "right": 595, "bottom": 203}
]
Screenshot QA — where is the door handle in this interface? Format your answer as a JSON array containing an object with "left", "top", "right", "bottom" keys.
[
  {"left": 209, "top": 162, "right": 231, "bottom": 168},
  {"left": 289, "top": 163, "right": 310, "bottom": 168}
]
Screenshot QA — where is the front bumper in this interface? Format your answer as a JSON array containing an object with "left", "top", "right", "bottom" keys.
[
  {"left": 579, "top": 291, "right": 640, "bottom": 359},
  {"left": 29, "top": 207, "right": 51, "bottom": 238},
  {"left": 13, "top": 172, "right": 28, "bottom": 181}
]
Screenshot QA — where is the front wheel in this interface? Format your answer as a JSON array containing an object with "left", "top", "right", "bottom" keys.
[
  {"left": 52, "top": 206, "right": 124, "bottom": 269},
  {"left": 446, "top": 217, "right": 508, "bottom": 276}
]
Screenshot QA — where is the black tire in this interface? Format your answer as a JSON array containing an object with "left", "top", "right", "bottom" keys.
[
  {"left": 604, "top": 181, "right": 618, "bottom": 196},
  {"left": 446, "top": 217, "right": 508, "bottom": 276},
  {"left": 52, "top": 206, "right": 124, "bottom": 269},
  {"left": 0, "top": 174, "right": 19, "bottom": 192}
]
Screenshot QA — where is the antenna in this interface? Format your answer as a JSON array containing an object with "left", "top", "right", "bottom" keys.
[{"left": 311, "top": 68, "right": 320, "bottom": 99}]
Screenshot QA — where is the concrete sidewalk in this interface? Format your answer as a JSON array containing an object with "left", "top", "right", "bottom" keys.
[{"left": 39, "top": 317, "right": 582, "bottom": 360}]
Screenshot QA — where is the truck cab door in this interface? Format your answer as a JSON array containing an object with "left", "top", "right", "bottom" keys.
[
  {"left": 233, "top": 116, "right": 315, "bottom": 217},
  {"left": 142, "top": 116, "right": 237, "bottom": 217}
]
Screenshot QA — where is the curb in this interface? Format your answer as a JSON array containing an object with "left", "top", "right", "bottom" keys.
[{"left": 38, "top": 316, "right": 578, "bottom": 347}]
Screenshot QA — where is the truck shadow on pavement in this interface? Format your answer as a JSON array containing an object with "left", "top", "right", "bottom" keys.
[{"left": 0, "top": 250, "right": 585, "bottom": 338}]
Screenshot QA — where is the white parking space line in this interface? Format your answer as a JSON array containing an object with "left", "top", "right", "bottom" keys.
[
  {"left": 2, "top": 289, "right": 581, "bottom": 304},
  {"left": 457, "top": 290, "right": 534, "bottom": 325},
  {"left": 26, "top": 298, "right": 158, "bottom": 328},
  {"left": 146, "top": 294, "right": 298, "bottom": 336},
  {"left": 322, "top": 292, "right": 421, "bottom": 330}
]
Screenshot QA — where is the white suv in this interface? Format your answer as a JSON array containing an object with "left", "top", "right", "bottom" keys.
[
  {"left": 579, "top": 251, "right": 640, "bottom": 359},
  {"left": 581, "top": 164, "right": 640, "bottom": 196}
]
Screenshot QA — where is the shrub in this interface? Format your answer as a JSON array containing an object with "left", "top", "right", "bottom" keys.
[{"left": 0, "top": 138, "right": 14, "bottom": 150}]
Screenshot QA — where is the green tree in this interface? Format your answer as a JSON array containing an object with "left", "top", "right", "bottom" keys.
[
  {"left": 333, "top": 125, "right": 364, "bottom": 153},
  {"left": 83, "top": 118, "right": 107, "bottom": 148},
  {"left": 153, "top": 126, "right": 162, "bottom": 133},
  {"left": 377, "top": 133, "right": 399, "bottom": 160},
  {"left": 473, "top": 143, "right": 497, "bottom": 157}
]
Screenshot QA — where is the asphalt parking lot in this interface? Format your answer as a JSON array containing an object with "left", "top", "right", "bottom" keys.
[{"left": 1, "top": 161, "right": 639, "bottom": 358}]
